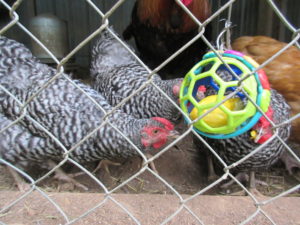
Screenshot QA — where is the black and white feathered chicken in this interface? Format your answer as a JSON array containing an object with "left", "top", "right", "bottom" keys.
[
  {"left": 90, "top": 28, "right": 183, "bottom": 123},
  {"left": 194, "top": 68, "right": 291, "bottom": 194},
  {"left": 0, "top": 36, "right": 179, "bottom": 190}
]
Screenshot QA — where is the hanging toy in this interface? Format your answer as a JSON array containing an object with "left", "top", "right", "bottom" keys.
[{"left": 179, "top": 50, "right": 271, "bottom": 139}]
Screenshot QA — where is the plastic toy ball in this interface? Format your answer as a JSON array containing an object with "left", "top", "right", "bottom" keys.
[
  {"left": 179, "top": 50, "right": 271, "bottom": 139},
  {"left": 189, "top": 95, "right": 244, "bottom": 128}
]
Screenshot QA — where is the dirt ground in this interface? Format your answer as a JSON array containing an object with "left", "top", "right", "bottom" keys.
[
  {"left": 0, "top": 132, "right": 300, "bottom": 224},
  {"left": 1, "top": 191, "right": 300, "bottom": 225}
]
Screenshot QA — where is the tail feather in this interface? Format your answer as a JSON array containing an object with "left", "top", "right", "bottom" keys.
[
  {"left": 91, "top": 28, "right": 136, "bottom": 75},
  {"left": 123, "top": 24, "right": 133, "bottom": 40}
]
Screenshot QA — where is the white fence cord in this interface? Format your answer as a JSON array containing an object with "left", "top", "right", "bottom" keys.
[{"left": 0, "top": 0, "right": 299, "bottom": 224}]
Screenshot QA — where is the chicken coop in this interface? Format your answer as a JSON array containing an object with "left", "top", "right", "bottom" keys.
[{"left": 0, "top": 0, "right": 300, "bottom": 224}]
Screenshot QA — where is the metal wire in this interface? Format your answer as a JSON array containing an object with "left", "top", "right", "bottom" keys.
[{"left": 0, "top": 0, "right": 299, "bottom": 224}]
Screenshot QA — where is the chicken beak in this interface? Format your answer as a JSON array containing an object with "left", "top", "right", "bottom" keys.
[
  {"left": 169, "top": 130, "right": 181, "bottom": 139},
  {"left": 253, "top": 127, "right": 264, "bottom": 143}
]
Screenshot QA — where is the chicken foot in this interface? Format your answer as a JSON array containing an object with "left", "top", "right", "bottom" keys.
[
  {"left": 47, "top": 161, "right": 89, "bottom": 191},
  {"left": 220, "top": 171, "right": 268, "bottom": 196},
  {"left": 141, "top": 153, "right": 158, "bottom": 174},
  {"left": 92, "top": 159, "right": 122, "bottom": 175},
  {"left": 207, "top": 154, "right": 218, "bottom": 182},
  {"left": 6, "top": 166, "right": 31, "bottom": 192}
]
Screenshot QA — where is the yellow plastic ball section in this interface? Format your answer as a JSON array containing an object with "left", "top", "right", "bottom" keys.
[{"left": 190, "top": 95, "right": 243, "bottom": 128}]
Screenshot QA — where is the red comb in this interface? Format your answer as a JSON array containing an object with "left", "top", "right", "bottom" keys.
[
  {"left": 151, "top": 117, "right": 174, "bottom": 130},
  {"left": 181, "top": 0, "right": 193, "bottom": 6},
  {"left": 198, "top": 85, "right": 206, "bottom": 93}
]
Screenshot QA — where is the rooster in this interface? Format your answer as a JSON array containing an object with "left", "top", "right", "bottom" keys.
[
  {"left": 90, "top": 28, "right": 183, "bottom": 123},
  {"left": 0, "top": 36, "right": 179, "bottom": 191},
  {"left": 232, "top": 36, "right": 300, "bottom": 144},
  {"left": 194, "top": 67, "right": 291, "bottom": 194},
  {"left": 123, "top": 0, "right": 212, "bottom": 78}
]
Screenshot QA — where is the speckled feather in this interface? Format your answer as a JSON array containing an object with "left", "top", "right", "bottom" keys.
[
  {"left": 90, "top": 28, "right": 182, "bottom": 122},
  {"left": 196, "top": 69, "right": 291, "bottom": 171},
  {"left": 209, "top": 89, "right": 291, "bottom": 170},
  {"left": 0, "top": 36, "right": 174, "bottom": 166}
]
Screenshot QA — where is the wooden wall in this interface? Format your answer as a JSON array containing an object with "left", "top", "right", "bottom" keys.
[{"left": 212, "top": 0, "right": 300, "bottom": 43}]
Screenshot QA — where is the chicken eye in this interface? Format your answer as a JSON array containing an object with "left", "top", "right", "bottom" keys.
[{"left": 152, "top": 129, "right": 159, "bottom": 134}]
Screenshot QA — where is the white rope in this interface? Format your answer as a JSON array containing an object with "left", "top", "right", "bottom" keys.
[{"left": 0, "top": 0, "right": 299, "bottom": 224}]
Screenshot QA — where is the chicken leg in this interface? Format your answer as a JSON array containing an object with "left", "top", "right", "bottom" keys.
[
  {"left": 92, "top": 159, "right": 122, "bottom": 174},
  {"left": 7, "top": 166, "right": 31, "bottom": 192},
  {"left": 47, "top": 161, "right": 89, "bottom": 191},
  {"left": 207, "top": 154, "right": 218, "bottom": 181},
  {"left": 220, "top": 171, "right": 267, "bottom": 196}
]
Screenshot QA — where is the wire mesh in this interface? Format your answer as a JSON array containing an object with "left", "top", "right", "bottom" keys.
[{"left": 0, "top": 0, "right": 299, "bottom": 224}]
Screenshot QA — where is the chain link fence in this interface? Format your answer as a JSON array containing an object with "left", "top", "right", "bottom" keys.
[{"left": 0, "top": 0, "right": 300, "bottom": 224}]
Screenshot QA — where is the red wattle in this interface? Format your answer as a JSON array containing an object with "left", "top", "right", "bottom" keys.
[
  {"left": 257, "top": 133, "right": 272, "bottom": 144},
  {"left": 254, "top": 107, "right": 274, "bottom": 144},
  {"left": 153, "top": 137, "right": 167, "bottom": 149},
  {"left": 141, "top": 138, "right": 150, "bottom": 148}
]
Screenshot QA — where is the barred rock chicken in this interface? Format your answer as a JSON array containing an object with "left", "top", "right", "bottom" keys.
[
  {"left": 194, "top": 68, "right": 291, "bottom": 194},
  {"left": 232, "top": 36, "right": 300, "bottom": 144},
  {"left": 90, "top": 28, "right": 183, "bottom": 123},
  {"left": 123, "top": 0, "right": 212, "bottom": 78},
  {"left": 0, "top": 36, "right": 179, "bottom": 190}
]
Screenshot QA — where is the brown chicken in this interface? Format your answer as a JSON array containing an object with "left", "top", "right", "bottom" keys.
[
  {"left": 232, "top": 36, "right": 300, "bottom": 143},
  {"left": 123, "top": 0, "right": 212, "bottom": 78}
]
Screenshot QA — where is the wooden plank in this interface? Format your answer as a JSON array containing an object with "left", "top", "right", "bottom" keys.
[{"left": 35, "top": 0, "right": 55, "bottom": 14}]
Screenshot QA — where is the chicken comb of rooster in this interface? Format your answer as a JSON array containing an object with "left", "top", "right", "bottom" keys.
[
  {"left": 151, "top": 117, "right": 174, "bottom": 131},
  {"left": 181, "top": 0, "right": 193, "bottom": 6}
]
